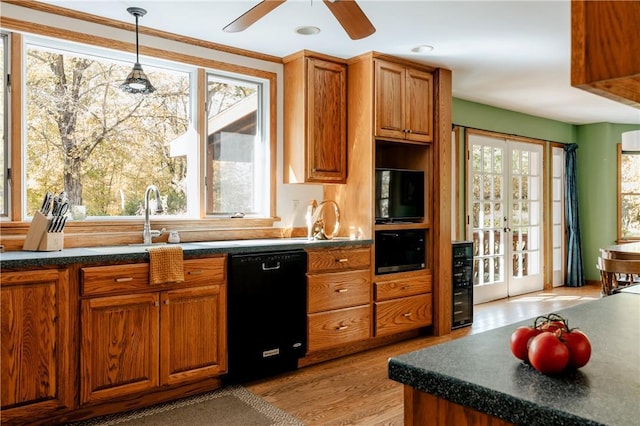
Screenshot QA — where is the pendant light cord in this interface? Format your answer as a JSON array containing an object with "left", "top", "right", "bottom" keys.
[{"left": 135, "top": 13, "right": 140, "bottom": 63}]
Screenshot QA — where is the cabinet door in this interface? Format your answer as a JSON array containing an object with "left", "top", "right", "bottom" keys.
[
  {"left": 405, "top": 68, "right": 433, "bottom": 142},
  {"left": 80, "top": 293, "right": 159, "bottom": 405},
  {"left": 307, "top": 57, "right": 347, "bottom": 183},
  {"left": 1, "top": 269, "right": 72, "bottom": 421},
  {"left": 375, "top": 60, "right": 406, "bottom": 140},
  {"left": 160, "top": 285, "right": 227, "bottom": 385}
]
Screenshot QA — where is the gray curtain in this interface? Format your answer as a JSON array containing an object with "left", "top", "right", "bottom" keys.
[{"left": 564, "top": 143, "right": 584, "bottom": 287}]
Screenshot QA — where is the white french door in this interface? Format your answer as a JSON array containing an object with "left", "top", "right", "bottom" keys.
[{"left": 467, "top": 134, "right": 543, "bottom": 303}]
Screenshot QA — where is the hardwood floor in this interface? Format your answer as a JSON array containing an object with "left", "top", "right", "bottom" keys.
[{"left": 246, "top": 284, "right": 602, "bottom": 425}]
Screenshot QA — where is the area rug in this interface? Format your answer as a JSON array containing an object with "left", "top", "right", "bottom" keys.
[{"left": 70, "top": 385, "right": 305, "bottom": 426}]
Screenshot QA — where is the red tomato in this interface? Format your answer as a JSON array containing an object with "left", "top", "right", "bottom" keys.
[
  {"left": 528, "top": 332, "right": 569, "bottom": 375},
  {"left": 510, "top": 326, "right": 542, "bottom": 362},
  {"left": 560, "top": 329, "right": 592, "bottom": 369}
]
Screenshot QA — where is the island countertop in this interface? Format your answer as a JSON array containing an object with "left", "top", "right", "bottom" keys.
[{"left": 388, "top": 293, "right": 640, "bottom": 426}]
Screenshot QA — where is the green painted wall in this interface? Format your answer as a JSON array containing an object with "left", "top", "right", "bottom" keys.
[
  {"left": 452, "top": 97, "right": 640, "bottom": 283},
  {"left": 453, "top": 98, "right": 576, "bottom": 143},
  {"left": 577, "top": 123, "right": 640, "bottom": 280}
]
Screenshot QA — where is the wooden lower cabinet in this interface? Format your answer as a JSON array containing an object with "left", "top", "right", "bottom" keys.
[
  {"left": 160, "top": 285, "right": 226, "bottom": 385},
  {"left": 306, "top": 247, "right": 372, "bottom": 353},
  {"left": 308, "top": 305, "right": 371, "bottom": 352},
  {"left": 375, "top": 293, "right": 433, "bottom": 337},
  {"left": 374, "top": 272, "right": 433, "bottom": 337},
  {"left": 80, "top": 258, "right": 227, "bottom": 406},
  {"left": 0, "top": 268, "right": 73, "bottom": 423},
  {"left": 80, "top": 293, "right": 160, "bottom": 404}
]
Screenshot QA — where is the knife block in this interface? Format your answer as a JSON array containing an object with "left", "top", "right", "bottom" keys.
[{"left": 22, "top": 211, "right": 64, "bottom": 251}]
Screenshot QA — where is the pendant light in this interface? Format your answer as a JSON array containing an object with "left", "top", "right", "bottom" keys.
[{"left": 120, "top": 7, "right": 155, "bottom": 94}]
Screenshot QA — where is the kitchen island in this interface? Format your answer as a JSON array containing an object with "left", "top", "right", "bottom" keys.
[{"left": 388, "top": 293, "right": 639, "bottom": 426}]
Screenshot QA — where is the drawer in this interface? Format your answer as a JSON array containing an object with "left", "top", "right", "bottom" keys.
[
  {"left": 307, "top": 247, "right": 371, "bottom": 273},
  {"left": 308, "top": 270, "right": 371, "bottom": 313},
  {"left": 374, "top": 274, "right": 432, "bottom": 301},
  {"left": 308, "top": 305, "right": 371, "bottom": 352},
  {"left": 183, "top": 257, "right": 226, "bottom": 286},
  {"left": 375, "top": 293, "right": 432, "bottom": 337},
  {"left": 82, "top": 257, "right": 226, "bottom": 296},
  {"left": 82, "top": 263, "right": 149, "bottom": 296}
]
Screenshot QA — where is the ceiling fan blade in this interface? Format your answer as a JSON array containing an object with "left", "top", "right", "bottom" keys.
[
  {"left": 223, "top": 0, "right": 287, "bottom": 33},
  {"left": 323, "top": 0, "right": 376, "bottom": 40}
]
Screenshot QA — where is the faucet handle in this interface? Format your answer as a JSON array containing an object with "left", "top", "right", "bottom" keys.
[{"left": 150, "top": 227, "right": 166, "bottom": 239}]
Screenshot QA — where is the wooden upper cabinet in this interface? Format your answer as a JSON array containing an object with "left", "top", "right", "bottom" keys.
[
  {"left": 1, "top": 269, "right": 73, "bottom": 422},
  {"left": 375, "top": 59, "right": 433, "bottom": 143},
  {"left": 571, "top": 0, "right": 640, "bottom": 107},
  {"left": 284, "top": 51, "right": 347, "bottom": 184}
]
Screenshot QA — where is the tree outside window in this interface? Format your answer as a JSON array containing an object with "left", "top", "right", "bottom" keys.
[
  {"left": 25, "top": 41, "right": 191, "bottom": 218},
  {"left": 619, "top": 146, "right": 640, "bottom": 240}
]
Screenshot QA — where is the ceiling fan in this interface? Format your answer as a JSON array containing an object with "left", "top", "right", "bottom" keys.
[{"left": 223, "top": 0, "right": 376, "bottom": 40}]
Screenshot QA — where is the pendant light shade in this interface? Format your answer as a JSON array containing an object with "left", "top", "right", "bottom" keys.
[{"left": 121, "top": 7, "right": 155, "bottom": 94}]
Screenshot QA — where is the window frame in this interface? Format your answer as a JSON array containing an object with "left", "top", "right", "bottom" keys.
[
  {"left": 617, "top": 143, "right": 640, "bottom": 242},
  {"left": 1, "top": 31, "right": 9, "bottom": 219},
  {"left": 0, "top": 18, "right": 278, "bottom": 248}
]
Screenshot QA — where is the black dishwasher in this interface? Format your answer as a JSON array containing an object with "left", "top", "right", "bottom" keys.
[{"left": 225, "top": 250, "right": 307, "bottom": 383}]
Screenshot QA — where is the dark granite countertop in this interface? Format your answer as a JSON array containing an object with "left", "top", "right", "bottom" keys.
[
  {"left": 0, "top": 237, "right": 372, "bottom": 269},
  {"left": 388, "top": 293, "right": 640, "bottom": 426}
]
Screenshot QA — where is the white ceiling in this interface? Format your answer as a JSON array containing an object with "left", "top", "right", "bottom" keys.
[{"left": 37, "top": 0, "right": 640, "bottom": 125}]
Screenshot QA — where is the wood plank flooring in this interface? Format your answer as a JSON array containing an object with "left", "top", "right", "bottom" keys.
[{"left": 246, "top": 284, "right": 602, "bottom": 425}]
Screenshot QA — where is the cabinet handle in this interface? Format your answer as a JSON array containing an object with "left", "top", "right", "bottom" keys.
[
  {"left": 401, "top": 285, "right": 410, "bottom": 291},
  {"left": 335, "top": 288, "right": 348, "bottom": 293},
  {"left": 403, "top": 312, "right": 412, "bottom": 317},
  {"left": 188, "top": 270, "right": 204, "bottom": 275},
  {"left": 336, "top": 325, "right": 349, "bottom": 331},
  {"left": 114, "top": 277, "right": 133, "bottom": 282},
  {"left": 336, "top": 258, "right": 349, "bottom": 263},
  {"left": 155, "top": 301, "right": 160, "bottom": 307}
]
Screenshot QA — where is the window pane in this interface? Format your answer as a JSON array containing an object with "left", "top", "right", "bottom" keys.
[
  {"left": 206, "top": 73, "right": 263, "bottom": 215},
  {"left": 620, "top": 152, "right": 640, "bottom": 239},
  {"left": 25, "top": 42, "right": 191, "bottom": 218},
  {"left": 1, "top": 33, "right": 7, "bottom": 217}
]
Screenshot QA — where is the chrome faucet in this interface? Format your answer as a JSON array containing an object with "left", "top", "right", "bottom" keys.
[{"left": 143, "top": 185, "right": 165, "bottom": 245}]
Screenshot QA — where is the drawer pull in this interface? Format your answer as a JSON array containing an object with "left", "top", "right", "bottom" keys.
[
  {"left": 335, "top": 288, "right": 348, "bottom": 293},
  {"left": 336, "top": 258, "right": 349, "bottom": 263},
  {"left": 188, "top": 270, "right": 204, "bottom": 275},
  {"left": 403, "top": 312, "right": 412, "bottom": 318},
  {"left": 336, "top": 325, "right": 349, "bottom": 331},
  {"left": 401, "top": 285, "right": 410, "bottom": 291},
  {"left": 114, "top": 277, "right": 133, "bottom": 283}
]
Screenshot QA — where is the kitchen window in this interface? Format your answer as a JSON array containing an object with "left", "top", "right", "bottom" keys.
[
  {"left": 205, "top": 73, "right": 268, "bottom": 216},
  {"left": 21, "top": 36, "right": 271, "bottom": 221},
  {"left": 618, "top": 144, "right": 640, "bottom": 240},
  {"left": 1, "top": 32, "right": 8, "bottom": 218}
]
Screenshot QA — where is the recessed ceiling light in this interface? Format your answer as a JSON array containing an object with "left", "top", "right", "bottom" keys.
[
  {"left": 295, "top": 26, "right": 321, "bottom": 36},
  {"left": 411, "top": 45, "right": 434, "bottom": 54}
]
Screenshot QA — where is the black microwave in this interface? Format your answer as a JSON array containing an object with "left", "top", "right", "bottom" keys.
[{"left": 375, "top": 229, "right": 426, "bottom": 274}]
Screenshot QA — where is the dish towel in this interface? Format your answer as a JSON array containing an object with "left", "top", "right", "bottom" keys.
[{"left": 148, "top": 245, "right": 185, "bottom": 285}]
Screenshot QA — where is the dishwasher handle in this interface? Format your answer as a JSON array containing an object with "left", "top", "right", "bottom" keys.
[{"left": 262, "top": 261, "right": 281, "bottom": 271}]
